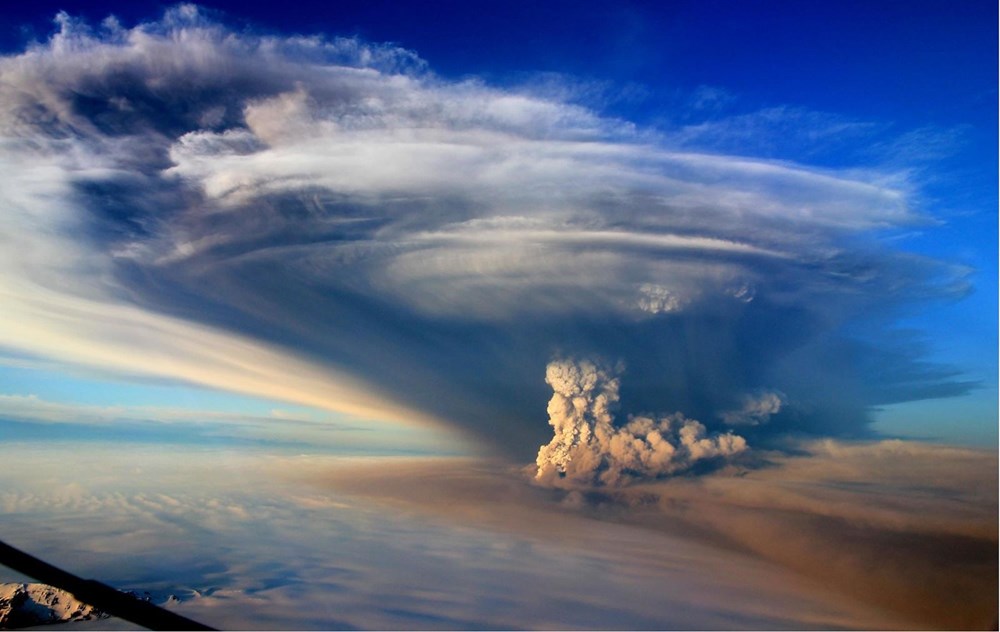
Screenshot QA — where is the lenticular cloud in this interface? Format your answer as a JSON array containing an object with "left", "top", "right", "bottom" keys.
[{"left": 536, "top": 359, "right": 747, "bottom": 486}]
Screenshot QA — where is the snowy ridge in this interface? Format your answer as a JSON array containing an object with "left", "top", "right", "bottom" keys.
[{"left": 0, "top": 583, "right": 106, "bottom": 628}]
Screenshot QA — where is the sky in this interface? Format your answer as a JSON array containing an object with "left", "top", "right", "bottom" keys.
[
  {"left": 0, "top": 0, "right": 995, "bottom": 454},
  {"left": 0, "top": 1, "right": 996, "bottom": 629}
]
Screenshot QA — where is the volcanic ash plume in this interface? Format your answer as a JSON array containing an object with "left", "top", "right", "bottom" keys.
[{"left": 535, "top": 359, "right": 748, "bottom": 486}]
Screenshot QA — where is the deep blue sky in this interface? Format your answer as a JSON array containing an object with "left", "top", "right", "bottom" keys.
[{"left": 3, "top": 0, "right": 995, "bottom": 122}]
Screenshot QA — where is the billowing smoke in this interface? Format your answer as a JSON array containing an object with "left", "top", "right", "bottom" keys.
[{"left": 535, "top": 359, "right": 747, "bottom": 486}]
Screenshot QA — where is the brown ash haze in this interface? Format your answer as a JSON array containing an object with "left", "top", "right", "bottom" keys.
[
  {"left": 0, "top": 442, "right": 995, "bottom": 629},
  {"left": 0, "top": 4, "right": 995, "bottom": 632}
]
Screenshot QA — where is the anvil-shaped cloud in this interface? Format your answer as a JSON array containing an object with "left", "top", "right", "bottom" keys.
[{"left": 0, "top": 6, "right": 974, "bottom": 459}]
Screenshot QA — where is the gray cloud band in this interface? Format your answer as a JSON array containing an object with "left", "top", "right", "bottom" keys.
[{"left": 0, "top": 7, "right": 974, "bottom": 461}]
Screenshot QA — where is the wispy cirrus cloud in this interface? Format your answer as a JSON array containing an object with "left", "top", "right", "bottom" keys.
[
  {"left": 0, "top": 5, "right": 974, "bottom": 458},
  {"left": 667, "top": 105, "right": 882, "bottom": 160}
]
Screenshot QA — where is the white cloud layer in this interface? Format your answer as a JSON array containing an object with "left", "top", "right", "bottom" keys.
[{"left": 0, "top": 443, "right": 949, "bottom": 630}]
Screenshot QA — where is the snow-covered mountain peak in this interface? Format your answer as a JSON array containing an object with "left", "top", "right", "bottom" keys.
[{"left": 0, "top": 582, "right": 107, "bottom": 628}]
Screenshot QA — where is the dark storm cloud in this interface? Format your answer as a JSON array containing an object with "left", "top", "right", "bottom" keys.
[{"left": 0, "top": 5, "right": 974, "bottom": 459}]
